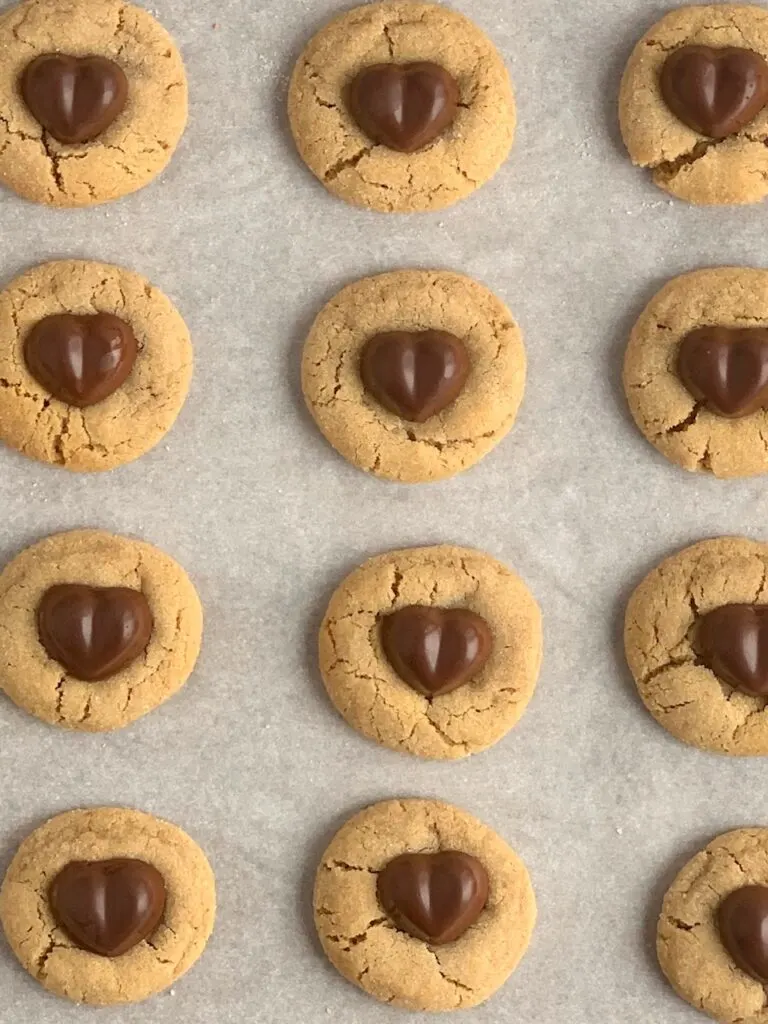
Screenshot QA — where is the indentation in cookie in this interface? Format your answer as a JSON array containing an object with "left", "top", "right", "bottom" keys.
[
  {"left": 37, "top": 584, "right": 154, "bottom": 682},
  {"left": 380, "top": 605, "right": 493, "bottom": 697},
  {"left": 24, "top": 313, "right": 139, "bottom": 407},
  {"left": 21, "top": 55, "right": 128, "bottom": 145},
  {"left": 699, "top": 604, "right": 768, "bottom": 696},
  {"left": 660, "top": 46, "right": 768, "bottom": 140},
  {"left": 719, "top": 885, "right": 768, "bottom": 982},
  {"left": 678, "top": 326, "right": 768, "bottom": 418},
  {"left": 49, "top": 858, "right": 166, "bottom": 957},
  {"left": 347, "top": 62, "right": 459, "bottom": 152},
  {"left": 377, "top": 851, "right": 489, "bottom": 944},
  {"left": 360, "top": 330, "right": 470, "bottom": 422}
]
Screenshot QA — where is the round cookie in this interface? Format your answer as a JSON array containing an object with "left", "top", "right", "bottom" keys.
[
  {"left": 0, "top": 529, "right": 202, "bottom": 731},
  {"left": 288, "top": 1, "right": 515, "bottom": 213},
  {"left": 319, "top": 545, "right": 542, "bottom": 759},
  {"left": 302, "top": 270, "right": 526, "bottom": 483},
  {"left": 0, "top": 807, "right": 215, "bottom": 1005},
  {"left": 620, "top": 6, "right": 768, "bottom": 205},
  {"left": 0, "top": 0, "right": 188, "bottom": 207},
  {"left": 314, "top": 798, "right": 536, "bottom": 1011},
  {"left": 658, "top": 828, "right": 768, "bottom": 1023},
  {"left": 624, "top": 268, "right": 768, "bottom": 478},
  {"left": 0, "top": 259, "right": 192, "bottom": 471},
  {"left": 625, "top": 537, "right": 768, "bottom": 755}
]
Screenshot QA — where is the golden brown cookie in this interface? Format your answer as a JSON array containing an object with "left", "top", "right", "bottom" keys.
[
  {"left": 658, "top": 828, "right": 768, "bottom": 1023},
  {"left": 319, "top": 545, "right": 542, "bottom": 759},
  {"left": 0, "top": 0, "right": 188, "bottom": 207},
  {"left": 301, "top": 270, "right": 526, "bottom": 483},
  {"left": 624, "top": 537, "right": 768, "bottom": 755},
  {"left": 624, "top": 268, "right": 768, "bottom": 478},
  {"left": 0, "top": 259, "right": 192, "bottom": 471},
  {"left": 314, "top": 799, "right": 536, "bottom": 1011},
  {"left": 0, "top": 529, "right": 202, "bottom": 731},
  {"left": 0, "top": 807, "right": 215, "bottom": 1005},
  {"left": 288, "top": 0, "right": 515, "bottom": 213},
  {"left": 620, "top": 6, "right": 768, "bottom": 205}
]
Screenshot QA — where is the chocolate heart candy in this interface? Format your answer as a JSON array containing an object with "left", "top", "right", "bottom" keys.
[
  {"left": 348, "top": 62, "right": 459, "bottom": 152},
  {"left": 699, "top": 604, "right": 768, "bottom": 695},
  {"left": 380, "top": 606, "right": 493, "bottom": 697},
  {"left": 50, "top": 858, "right": 166, "bottom": 958},
  {"left": 377, "top": 851, "right": 489, "bottom": 945},
  {"left": 38, "top": 584, "right": 153, "bottom": 682},
  {"left": 678, "top": 327, "right": 768, "bottom": 418},
  {"left": 21, "top": 54, "right": 128, "bottom": 145},
  {"left": 361, "top": 330, "right": 469, "bottom": 423},
  {"left": 661, "top": 46, "right": 768, "bottom": 139},
  {"left": 24, "top": 313, "right": 138, "bottom": 407},
  {"left": 719, "top": 885, "right": 768, "bottom": 982}
]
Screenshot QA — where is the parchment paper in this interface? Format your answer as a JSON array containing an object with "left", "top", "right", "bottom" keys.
[{"left": 0, "top": 0, "right": 764, "bottom": 1020}]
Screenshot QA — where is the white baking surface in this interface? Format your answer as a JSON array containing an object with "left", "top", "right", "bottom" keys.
[{"left": 0, "top": 0, "right": 764, "bottom": 1020}]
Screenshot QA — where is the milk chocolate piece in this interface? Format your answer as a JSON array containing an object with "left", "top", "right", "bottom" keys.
[{"left": 348, "top": 62, "right": 459, "bottom": 152}]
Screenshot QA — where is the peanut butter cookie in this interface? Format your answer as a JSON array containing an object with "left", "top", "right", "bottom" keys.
[
  {"left": 0, "top": 259, "right": 192, "bottom": 471},
  {"left": 0, "top": 529, "right": 202, "bottom": 731},
  {"left": 0, "top": 0, "right": 188, "bottom": 206},
  {"left": 624, "top": 268, "right": 768, "bottom": 478},
  {"left": 288, "top": 1, "right": 515, "bottom": 213},
  {"left": 658, "top": 828, "right": 768, "bottom": 1023},
  {"left": 0, "top": 807, "right": 215, "bottom": 1005},
  {"left": 620, "top": 6, "right": 768, "bottom": 205},
  {"left": 302, "top": 270, "right": 526, "bottom": 483},
  {"left": 319, "top": 545, "right": 542, "bottom": 759},
  {"left": 314, "top": 799, "right": 536, "bottom": 1011},
  {"left": 625, "top": 537, "right": 768, "bottom": 755}
]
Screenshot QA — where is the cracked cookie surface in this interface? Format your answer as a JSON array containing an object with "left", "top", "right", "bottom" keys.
[
  {"left": 0, "top": 0, "right": 187, "bottom": 207},
  {"left": 658, "top": 828, "right": 768, "bottom": 1023},
  {"left": 287, "top": 0, "right": 515, "bottom": 213},
  {"left": 319, "top": 545, "right": 542, "bottom": 758},
  {"left": 314, "top": 798, "right": 535, "bottom": 1011},
  {"left": 0, "top": 259, "right": 192, "bottom": 471},
  {"left": 624, "top": 269, "right": 768, "bottom": 478},
  {"left": 0, "top": 529, "right": 203, "bottom": 731},
  {"left": 302, "top": 270, "right": 526, "bottom": 483},
  {"left": 620, "top": 6, "right": 768, "bottom": 205},
  {"left": 625, "top": 537, "right": 768, "bottom": 754},
  {"left": 0, "top": 807, "right": 215, "bottom": 1005}
]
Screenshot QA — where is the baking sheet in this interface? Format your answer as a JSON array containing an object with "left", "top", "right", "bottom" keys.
[{"left": 1, "top": 0, "right": 766, "bottom": 1020}]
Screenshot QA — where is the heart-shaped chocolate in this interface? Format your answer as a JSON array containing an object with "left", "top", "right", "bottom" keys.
[
  {"left": 677, "top": 327, "right": 768, "bottom": 418},
  {"left": 24, "top": 313, "right": 138, "bottom": 407},
  {"left": 50, "top": 858, "right": 166, "bottom": 957},
  {"left": 719, "top": 885, "right": 768, "bottom": 981},
  {"left": 377, "top": 851, "right": 489, "bottom": 945},
  {"left": 699, "top": 604, "right": 768, "bottom": 695},
  {"left": 21, "top": 54, "right": 128, "bottom": 145},
  {"left": 380, "top": 606, "right": 493, "bottom": 697},
  {"left": 661, "top": 46, "right": 768, "bottom": 139},
  {"left": 360, "top": 330, "right": 470, "bottom": 423},
  {"left": 348, "top": 62, "right": 459, "bottom": 152},
  {"left": 37, "top": 584, "right": 153, "bottom": 682}
]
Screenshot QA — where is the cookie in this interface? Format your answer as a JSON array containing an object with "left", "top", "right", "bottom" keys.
[
  {"left": 623, "top": 537, "right": 768, "bottom": 755},
  {"left": 288, "top": 1, "right": 515, "bottom": 213},
  {"left": 0, "top": 529, "right": 202, "bottom": 731},
  {"left": 301, "top": 270, "right": 526, "bottom": 483},
  {"left": 0, "top": 807, "right": 215, "bottom": 1005},
  {"left": 620, "top": 6, "right": 768, "bottom": 205},
  {"left": 657, "top": 828, "right": 768, "bottom": 1023},
  {"left": 0, "top": 259, "right": 193, "bottom": 472},
  {"left": 320, "top": 545, "right": 542, "bottom": 759},
  {"left": 623, "top": 268, "right": 768, "bottom": 478},
  {"left": 0, "top": 0, "right": 188, "bottom": 207},
  {"left": 314, "top": 798, "right": 535, "bottom": 1011}
]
